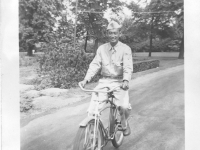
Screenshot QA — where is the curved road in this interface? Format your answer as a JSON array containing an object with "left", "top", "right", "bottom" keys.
[{"left": 21, "top": 65, "right": 184, "bottom": 150}]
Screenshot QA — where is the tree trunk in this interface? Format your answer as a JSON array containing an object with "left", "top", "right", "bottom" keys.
[
  {"left": 94, "top": 38, "right": 99, "bottom": 55},
  {"left": 178, "top": 37, "right": 184, "bottom": 59},
  {"left": 149, "top": 33, "right": 152, "bottom": 57},
  {"left": 149, "top": 15, "right": 154, "bottom": 57},
  {"left": 27, "top": 44, "right": 34, "bottom": 56}
]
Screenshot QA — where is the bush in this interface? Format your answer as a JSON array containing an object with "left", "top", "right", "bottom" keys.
[
  {"left": 80, "top": 41, "right": 94, "bottom": 53},
  {"left": 129, "top": 38, "right": 172, "bottom": 52},
  {"left": 153, "top": 38, "right": 172, "bottom": 52},
  {"left": 166, "top": 40, "right": 181, "bottom": 51},
  {"left": 38, "top": 43, "right": 101, "bottom": 89},
  {"left": 79, "top": 41, "right": 105, "bottom": 53},
  {"left": 19, "top": 53, "right": 39, "bottom": 67},
  {"left": 20, "top": 100, "right": 33, "bottom": 112},
  {"left": 133, "top": 59, "right": 159, "bottom": 73}
]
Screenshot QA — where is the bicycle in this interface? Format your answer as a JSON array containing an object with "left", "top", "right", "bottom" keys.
[{"left": 72, "top": 83, "right": 125, "bottom": 150}]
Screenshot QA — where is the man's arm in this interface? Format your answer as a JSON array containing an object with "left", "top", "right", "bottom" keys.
[
  {"left": 80, "top": 48, "right": 102, "bottom": 87},
  {"left": 122, "top": 47, "right": 133, "bottom": 90}
]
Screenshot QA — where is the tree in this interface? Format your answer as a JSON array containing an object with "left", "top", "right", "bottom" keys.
[
  {"left": 71, "top": 0, "right": 122, "bottom": 54},
  {"left": 119, "top": 2, "right": 150, "bottom": 50},
  {"left": 19, "top": 0, "right": 69, "bottom": 56},
  {"left": 120, "top": 17, "right": 149, "bottom": 44},
  {"left": 126, "top": 0, "right": 183, "bottom": 58},
  {"left": 172, "top": 0, "right": 184, "bottom": 59},
  {"left": 147, "top": 0, "right": 184, "bottom": 58}
]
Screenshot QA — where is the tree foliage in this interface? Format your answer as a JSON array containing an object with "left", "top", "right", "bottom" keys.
[
  {"left": 19, "top": 0, "right": 73, "bottom": 56},
  {"left": 124, "top": 0, "right": 183, "bottom": 58},
  {"left": 71, "top": 0, "right": 122, "bottom": 53}
]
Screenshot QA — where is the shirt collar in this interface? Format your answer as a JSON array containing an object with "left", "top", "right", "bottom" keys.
[{"left": 108, "top": 41, "right": 121, "bottom": 51}]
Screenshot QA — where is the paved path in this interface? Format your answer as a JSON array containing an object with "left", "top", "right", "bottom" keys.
[{"left": 21, "top": 65, "right": 184, "bottom": 150}]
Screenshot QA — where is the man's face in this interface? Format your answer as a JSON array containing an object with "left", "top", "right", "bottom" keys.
[{"left": 107, "top": 28, "right": 120, "bottom": 44}]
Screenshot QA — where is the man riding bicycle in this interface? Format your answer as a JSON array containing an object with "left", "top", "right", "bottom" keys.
[{"left": 79, "top": 20, "right": 133, "bottom": 136}]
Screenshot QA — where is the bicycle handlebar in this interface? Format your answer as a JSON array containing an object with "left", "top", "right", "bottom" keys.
[{"left": 78, "top": 82, "right": 120, "bottom": 93}]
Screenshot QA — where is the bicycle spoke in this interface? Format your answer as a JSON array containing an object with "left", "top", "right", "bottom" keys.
[
  {"left": 87, "top": 124, "right": 94, "bottom": 149},
  {"left": 80, "top": 122, "right": 102, "bottom": 150}
]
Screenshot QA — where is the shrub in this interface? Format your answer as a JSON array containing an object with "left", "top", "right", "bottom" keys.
[
  {"left": 20, "top": 100, "right": 33, "bottom": 112},
  {"left": 80, "top": 41, "right": 94, "bottom": 53},
  {"left": 79, "top": 41, "right": 105, "bottom": 53},
  {"left": 153, "top": 38, "right": 171, "bottom": 52},
  {"left": 133, "top": 59, "right": 159, "bottom": 73},
  {"left": 129, "top": 38, "right": 172, "bottom": 52},
  {"left": 38, "top": 42, "right": 101, "bottom": 89},
  {"left": 19, "top": 53, "right": 39, "bottom": 67},
  {"left": 166, "top": 40, "right": 181, "bottom": 51}
]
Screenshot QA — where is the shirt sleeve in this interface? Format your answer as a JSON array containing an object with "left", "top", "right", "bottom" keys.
[
  {"left": 84, "top": 47, "right": 102, "bottom": 82},
  {"left": 123, "top": 46, "right": 133, "bottom": 82}
]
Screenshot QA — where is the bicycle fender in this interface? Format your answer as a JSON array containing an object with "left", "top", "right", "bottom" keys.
[{"left": 79, "top": 116, "right": 95, "bottom": 127}]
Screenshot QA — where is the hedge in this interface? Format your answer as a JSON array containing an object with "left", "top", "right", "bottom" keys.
[{"left": 133, "top": 59, "right": 160, "bottom": 73}]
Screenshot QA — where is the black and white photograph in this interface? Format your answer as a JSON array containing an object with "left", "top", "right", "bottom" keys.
[{"left": 1, "top": 0, "right": 200, "bottom": 150}]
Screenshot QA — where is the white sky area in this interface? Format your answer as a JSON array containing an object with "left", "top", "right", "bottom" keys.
[
  {"left": 65, "top": 0, "right": 151, "bottom": 23},
  {"left": 104, "top": 0, "right": 151, "bottom": 22},
  {"left": 120, "top": 0, "right": 151, "bottom": 7},
  {"left": 103, "top": 7, "right": 132, "bottom": 22}
]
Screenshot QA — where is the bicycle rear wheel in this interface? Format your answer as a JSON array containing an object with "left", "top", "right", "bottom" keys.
[
  {"left": 73, "top": 119, "right": 103, "bottom": 150},
  {"left": 109, "top": 107, "right": 124, "bottom": 148}
]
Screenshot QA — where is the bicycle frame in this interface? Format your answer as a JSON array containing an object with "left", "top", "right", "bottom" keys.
[
  {"left": 80, "top": 96, "right": 120, "bottom": 149},
  {"left": 78, "top": 83, "right": 122, "bottom": 149}
]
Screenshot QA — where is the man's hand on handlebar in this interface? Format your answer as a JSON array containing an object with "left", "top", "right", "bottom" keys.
[
  {"left": 121, "top": 80, "right": 129, "bottom": 90},
  {"left": 80, "top": 79, "right": 129, "bottom": 90},
  {"left": 79, "top": 79, "right": 88, "bottom": 88}
]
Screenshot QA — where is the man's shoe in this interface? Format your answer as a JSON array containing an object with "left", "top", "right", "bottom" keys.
[{"left": 123, "top": 122, "right": 131, "bottom": 136}]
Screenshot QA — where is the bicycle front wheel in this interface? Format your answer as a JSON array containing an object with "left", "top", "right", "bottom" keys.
[
  {"left": 73, "top": 120, "right": 103, "bottom": 150},
  {"left": 110, "top": 107, "right": 124, "bottom": 148}
]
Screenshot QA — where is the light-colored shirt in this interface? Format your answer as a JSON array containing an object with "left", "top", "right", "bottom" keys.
[{"left": 84, "top": 41, "right": 133, "bottom": 82}]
